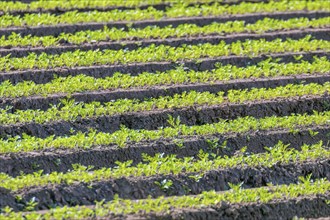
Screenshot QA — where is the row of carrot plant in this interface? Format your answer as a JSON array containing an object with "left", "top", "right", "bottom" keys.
[
  {"left": 0, "top": 177, "right": 328, "bottom": 219},
  {"left": 1, "top": 17, "right": 329, "bottom": 47},
  {"left": 1, "top": 110, "right": 329, "bottom": 153},
  {"left": 0, "top": 82, "right": 329, "bottom": 125},
  {"left": 0, "top": 0, "right": 212, "bottom": 12},
  {"left": 0, "top": 57, "right": 328, "bottom": 98},
  {"left": 0, "top": 141, "right": 328, "bottom": 191},
  {"left": 1, "top": 1, "right": 328, "bottom": 28},
  {"left": 1, "top": 36, "right": 328, "bottom": 71}
]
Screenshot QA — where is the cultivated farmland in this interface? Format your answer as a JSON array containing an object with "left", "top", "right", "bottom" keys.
[{"left": 0, "top": 0, "right": 329, "bottom": 219}]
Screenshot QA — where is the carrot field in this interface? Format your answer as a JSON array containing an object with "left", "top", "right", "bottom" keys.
[{"left": 0, "top": 0, "right": 329, "bottom": 219}]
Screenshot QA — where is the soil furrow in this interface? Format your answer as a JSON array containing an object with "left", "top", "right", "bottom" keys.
[
  {"left": 2, "top": 28, "right": 329, "bottom": 58},
  {"left": 0, "top": 159, "right": 328, "bottom": 211},
  {"left": 0, "top": 95, "right": 329, "bottom": 139},
  {"left": 1, "top": 51, "right": 328, "bottom": 85},
  {"left": 0, "top": 11, "right": 328, "bottom": 37},
  {"left": 1, "top": 125, "right": 329, "bottom": 177},
  {"left": 2, "top": 74, "right": 329, "bottom": 111},
  {"left": 144, "top": 193, "right": 330, "bottom": 220},
  {"left": 1, "top": 1, "right": 329, "bottom": 218}
]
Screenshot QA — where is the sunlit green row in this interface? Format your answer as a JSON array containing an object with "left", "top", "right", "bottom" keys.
[
  {"left": 1, "top": 82, "right": 329, "bottom": 125},
  {"left": 1, "top": 17, "right": 329, "bottom": 48},
  {"left": 1, "top": 110, "right": 329, "bottom": 153},
  {"left": 1, "top": 1, "right": 328, "bottom": 28},
  {"left": 0, "top": 0, "right": 212, "bottom": 12},
  {"left": 1, "top": 36, "right": 329, "bottom": 71},
  {"left": 0, "top": 57, "right": 328, "bottom": 98},
  {"left": 1, "top": 177, "right": 328, "bottom": 219},
  {"left": 0, "top": 141, "right": 328, "bottom": 191}
]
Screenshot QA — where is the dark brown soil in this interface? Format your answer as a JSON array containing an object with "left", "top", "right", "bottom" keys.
[
  {"left": 2, "top": 74, "right": 329, "bottom": 111},
  {"left": 0, "top": 95, "right": 329, "bottom": 139},
  {"left": 1, "top": 51, "right": 328, "bottom": 85},
  {"left": 0, "top": 187, "right": 16, "bottom": 210},
  {"left": 0, "top": 11, "right": 328, "bottom": 37},
  {"left": 1, "top": 159, "right": 328, "bottom": 211},
  {"left": 1, "top": 28, "right": 328, "bottom": 58},
  {"left": 0, "top": 3, "right": 329, "bottom": 219},
  {"left": 1, "top": 124, "right": 329, "bottom": 177},
  {"left": 145, "top": 193, "right": 330, "bottom": 220}
]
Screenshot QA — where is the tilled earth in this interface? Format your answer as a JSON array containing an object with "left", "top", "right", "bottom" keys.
[{"left": 0, "top": 0, "right": 330, "bottom": 219}]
